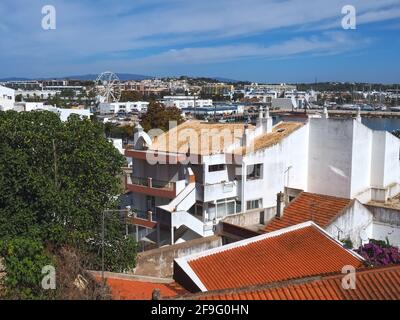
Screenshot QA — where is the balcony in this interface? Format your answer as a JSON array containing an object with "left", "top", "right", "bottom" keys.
[
  {"left": 201, "top": 181, "right": 239, "bottom": 202},
  {"left": 126, "top": 175, "right": 180, "bottom": 199},
  {"left": 125, "top": 208, "right": 157, "bottom": 229}
]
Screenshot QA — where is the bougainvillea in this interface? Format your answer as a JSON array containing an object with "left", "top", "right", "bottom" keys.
[{"left": 355, "top": 240, "right": 400, "bottom": 267}]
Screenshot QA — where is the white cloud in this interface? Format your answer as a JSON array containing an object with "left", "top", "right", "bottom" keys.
[
  {"left": 0, "top": 0, "right": 398, "bottom": 76},
  {"left": 129, "top": 32, "right": 371, "bottom": 66}
]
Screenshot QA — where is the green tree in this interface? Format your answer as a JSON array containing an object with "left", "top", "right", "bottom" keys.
[
  {"left": 0, "top": 237, "right": 54, "bottom": 299},
  {"left": 0, "top": 111, "right": 137, "bottom": 299},
  {"left": 140, "top": 101, "right": 184, "bottom": 132},
  {"left": 104, "top": 123, "right": 135, "bottom": 140}
]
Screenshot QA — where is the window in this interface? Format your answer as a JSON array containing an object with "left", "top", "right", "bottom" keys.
[
  {"left": 209, "top": 164, "right": 226, "bottom": 172},
  {"left": 246, "top": 199, "right": 263, "bottom": 210},
  {"left": 246, "top": 164, "right": 263, "bottom": 180},
  {"left": 216, "top": 199, "right": 236, "bottom": 218}
]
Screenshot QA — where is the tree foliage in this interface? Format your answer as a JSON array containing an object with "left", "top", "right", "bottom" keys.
[
  {"left": 0, "top": 111, "right": 137, "bottom": 299},
  {"left": 140, "top": 101, "right": 184, "bottom": 132},
  {"left": 104, "top": 123, "right": 135, "bottom": 140}
]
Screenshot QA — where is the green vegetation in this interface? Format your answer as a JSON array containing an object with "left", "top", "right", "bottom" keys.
[
  {"left": 104, "top": 123, "right": 135, "bottom": 140},
  {"left": 140, "top": 101, "right": 184, "bottom": 132},
  {"left": 0, "top": 111, "right": 137, "bottom": 299}
]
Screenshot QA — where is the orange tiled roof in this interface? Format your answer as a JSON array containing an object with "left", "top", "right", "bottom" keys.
[
  {"left": 150, "top": 120, "right": 252, "bottom": 156},
  {"left": 100, "top": 277, "right": 187, "bottom": 300},
  {"left": 234, "top": 122, "right": 304, "bottom": 155},
  {"left": 180, "top": 222, "right": 363, "bottom": 291},
  {"left": 195, "top": 265, "right": 400, "bottom": 300},
  {"left": 265, "top": 192, "right": 353, "bottom": 232}
]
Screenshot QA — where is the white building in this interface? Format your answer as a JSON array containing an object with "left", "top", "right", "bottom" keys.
[
  {"left": 244, "top": 90, "right": 278, "bottom": 103},
  {"left": 123, "top": 108, "right": 400, "bottom": 247},
  {"left": 99, "top": 101, "right": 149, "bottom": 114},
  {"left": 162, "top": 96, "right": 213, "bottom": 109},
  {"left": 16, "top": 89, "right": 59, "bottom": 100},
  {"left": 9, "top": 102, "right": 91, "bottom": 122},
  {"left": 0, "top": 85, "right": 15, "bottom": 111}
]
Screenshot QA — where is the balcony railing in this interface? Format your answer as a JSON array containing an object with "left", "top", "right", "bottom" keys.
[{"left": 130, "top": 175, "right": 174, "bottom": 191}]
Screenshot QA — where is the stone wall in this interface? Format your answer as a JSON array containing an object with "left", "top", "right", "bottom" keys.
[{"left": 133, "top": 235, "right": 222, "bottom": 278}]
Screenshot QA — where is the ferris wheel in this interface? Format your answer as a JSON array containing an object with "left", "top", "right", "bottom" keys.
[{"left": 94, "top": 71, "right": 121, "bottom": 103}]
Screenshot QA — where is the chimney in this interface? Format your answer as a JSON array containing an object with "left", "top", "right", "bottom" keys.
[
  {"left": 152, "top": 289, "right": 161, "bottom": 300},
  {"left": 242, "top": 123, "right": 249, "bottom": 147},
  {"left": 356, "top": 107, "right": 362, "bottom": 122},
  {"left": 263, "top": 107, "right": 273, "bottom": 133},
  {"left": 322, "top": 107, "right": 329, "bottom": 119},
  {"left": 276, "top": 192, "right": 284, "bottom": 218},
  {"left": 258, "top": 106, "right": 264, "bottom": 121}
]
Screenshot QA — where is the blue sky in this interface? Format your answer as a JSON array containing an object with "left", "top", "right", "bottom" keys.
[{"left": 0, "top": 0, "right": 400, "bottom": 83}]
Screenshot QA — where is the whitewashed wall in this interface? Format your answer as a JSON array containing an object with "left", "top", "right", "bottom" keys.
[
  {"left": 351, "top": 120, "right": 373, "bottom": 197},
  {"left": 308, "top": 118, "right": 353, "bottom": 198},
  {"left": 325, "top": 200, "right": 373, "bottom": 248},
  {"left": 243, "top": 124, "right": 309, "bottom": 210}
]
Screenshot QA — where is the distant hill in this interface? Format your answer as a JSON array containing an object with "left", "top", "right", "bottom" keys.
[
  {"left": 0, "top": 77, "right": 31, "bottom": 82},
  {"left": 0, "top": 73, "right": 152, "bottom": 82},
  {"left": 60, "top": 73, "right": 152, "bottom": 81},
  {"left": 211, "top": 77, "right": 243, "bottom": 83},
  {"left": 0, "top": 74, "right": 245, "bottom": 83}
]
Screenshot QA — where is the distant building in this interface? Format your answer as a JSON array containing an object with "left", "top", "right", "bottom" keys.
[
  {"left": 8, "top": 102, "right": 92, "bottom": 122},
  {"left": 162, "top": 96, "right": 212, "bottom": 109},
  {"left": 99, "top": 101, "right": 149, "bottom": 114},
  {"left": 201, "top": 84, "right": 234, "bottom": 97},
  {"left": 0, "top": 85, "right": 15, "bottom": 111},
  {"left": 181, "top": 104, "right": 244, "bottom": 116},
  {"left": 244, "top": 83, "right": 297, "bottom": 93}
]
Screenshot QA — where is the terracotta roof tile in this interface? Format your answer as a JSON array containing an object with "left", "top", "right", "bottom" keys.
[
  {"left": 265, "top": 192, "right": 353, "bottom": 232},
  {"left": 179, "top": 223, "right": 363, "bottom": 291},
  {"left": 98, "top": 277, "right": 187, "bottom": 300},
  {"left": 150, "top": 120, "right": 252, "bottom": 156},
  {"left": 192, "top": 265, "right": 400, "bottom": 300},
  {"left": 232, "top": 122, "right": 304, "bottom": 155}
]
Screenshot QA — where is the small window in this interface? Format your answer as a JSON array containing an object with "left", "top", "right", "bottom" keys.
[
  {"left": 246, "top": 164, "right": 263, "bottom": 180},
  {"left": 247, "top": 199, "right": 263, "bottom": 210},
  {"left": 209, "top": 164, "right": 225, "bottom": 172}
]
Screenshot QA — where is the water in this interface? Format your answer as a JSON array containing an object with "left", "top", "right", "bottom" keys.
[{"left": 361, "top": 118, "right": 400, "bottom": 132}]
